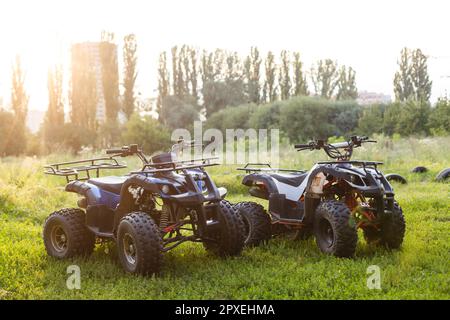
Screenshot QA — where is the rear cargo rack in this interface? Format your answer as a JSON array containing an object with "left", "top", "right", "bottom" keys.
[
  {"left": 140, "top": 157, "right": 218, "bottom": 171},
  {"left": 237, "top": 163, "right": 305, "bottom": 174},
  {"left": 44, "top": 157, "right": 127, "bottom": 183}
]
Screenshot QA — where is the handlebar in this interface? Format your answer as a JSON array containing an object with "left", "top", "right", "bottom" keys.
[
  {"left": 106, "top": 148, "right": 124, "bottom": 154},
  {"left": 105, "top": 144, "right": 148, "bottom": 164},
  {"left": 294, "top": 136, "right": 377, "bottom": 160},
  {"left": 294, "top": 143, "right": 313, "bottom": 149}
]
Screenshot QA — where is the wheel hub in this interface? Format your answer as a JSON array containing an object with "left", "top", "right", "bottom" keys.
[
  {"left": 50, "top": 225, "right": 68, "bottom": 253},
  {"left": 320, "top": 219, "right": 335, "bottom": 248},
  {"left": 123, "top": 233, "right": 137, "bottom": 265}
]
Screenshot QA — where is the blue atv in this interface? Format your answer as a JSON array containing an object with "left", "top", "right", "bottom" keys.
[{"left": 43, "top": 142, "right": 244, "bottom": 275}]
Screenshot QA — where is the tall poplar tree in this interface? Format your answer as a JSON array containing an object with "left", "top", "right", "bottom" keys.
[
  {"left": 292, "top": 52, "right": 308, "bottom": 96},
  {"left": 279, "top": 50, "right": 291, "bottom": 100},
  {"left": 122, "top": 34, "right": 138, "bottom": 119}
]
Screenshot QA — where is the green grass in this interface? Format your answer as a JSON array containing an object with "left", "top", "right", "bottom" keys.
[{"left": 0, "top": 136, "right": 449, "bottom": 299}]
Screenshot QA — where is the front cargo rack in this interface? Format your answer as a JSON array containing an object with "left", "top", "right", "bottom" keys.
[{"left": 44, "top": 157, "right": 127, "bottom": 182}]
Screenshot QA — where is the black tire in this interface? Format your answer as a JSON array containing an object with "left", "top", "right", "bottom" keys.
[
  {"left": 117, "top": 212, "right": 163, "bottom": 275},
  {"left": 363, "top": 202, "right": 406, "bottom": 249},
  {"left": 436, "top": 168, "right": 450, "bottom": 182},
  {"left": 203, "top": 200, "right": 245, "bottom": 256},
  {"left": 43, "top": 208, "right": 95, "bottom": 258},
  {"left": 385, "top": 173, "right": 407, "bottom": 184},
  {"left": 411, "top": 166, "right": 428, "bottom": 173},
  {"left": 313, "top": 201, "right": 357, "bottom": 258},
  {"left": 233, "top": 201, "right": 271, "bottom": 246}
]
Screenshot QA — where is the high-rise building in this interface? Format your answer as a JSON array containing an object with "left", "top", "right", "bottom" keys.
[{"left": 71, "top": 42, "right": 119, "bottom": 125}]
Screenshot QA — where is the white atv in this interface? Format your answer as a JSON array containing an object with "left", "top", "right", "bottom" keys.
[{"left": 234, "top": 136, "right": 405, "bottom": 257}]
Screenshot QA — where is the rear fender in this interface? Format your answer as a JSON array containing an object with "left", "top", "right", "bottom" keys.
[
  {"left": 242, "top": 173, "right": 278, "bottom": 200},
  {"left": 65, "top": 180, "right": 120, "bottom": 209}
]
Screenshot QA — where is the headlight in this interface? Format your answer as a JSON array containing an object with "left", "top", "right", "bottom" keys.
[{"left": 161, "top": 185, "right": 170, "bottom": 194}]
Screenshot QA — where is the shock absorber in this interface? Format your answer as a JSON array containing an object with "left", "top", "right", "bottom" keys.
[{"left": 160, "top": 204, "right": 170, "bottom": 229}]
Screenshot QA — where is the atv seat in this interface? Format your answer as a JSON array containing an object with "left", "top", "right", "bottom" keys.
[
  {"left": 270, "top": 173, "right": 308, "bottom": 187},
  {"left": 88, "top": 176, "right": 127, "bottom": 194}
]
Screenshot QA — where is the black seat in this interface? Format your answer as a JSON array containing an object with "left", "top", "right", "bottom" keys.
[
  {"left": 270, "top": 173, "right": 308, "bottom": 187},
  {"left": 88, "top": 176, "right": 127, "bottom": 194}
]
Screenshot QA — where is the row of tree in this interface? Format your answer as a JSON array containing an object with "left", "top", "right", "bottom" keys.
[
  {"left": 156, "top": 46, "right": 358, "bottom": 119},
  {"left": 0, "top": 41, "right": 444, "bottom": 157}
]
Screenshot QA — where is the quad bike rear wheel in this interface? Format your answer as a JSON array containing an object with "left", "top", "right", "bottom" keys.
[
  {"left": 117, "top": 212, "right": 163, "bottom": 275},
  {"left": 233, "top": 201, "right": 271, "bottom": 247},
  {"left": 313, "top": 201, "right": 357, "bottom": 258},
  {"left": 363, "top": 202, "right": 405, "bottom": 249},
  {"left": 43, "top": 208, "right": 95, "bottom": 258},
  {"left": 203, "top": 200, "right": 245, "bottom": 256}
]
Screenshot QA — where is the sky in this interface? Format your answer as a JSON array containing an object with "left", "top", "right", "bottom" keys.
[{"left": 0, "top": 0, "right": 449, "bottom": 112}]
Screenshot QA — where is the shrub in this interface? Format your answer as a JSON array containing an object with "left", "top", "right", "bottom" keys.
[
  {"left": 279, "top": 96, "right": 336, "bottom": 141},
  {"left": 428, "top": 98, "right": 450, "bottom": 135},
  {"left": 121, "top": 114, "right": 171, "bottom": 154},
  {"left": 357, "top": 104, "right": 386, "bottom": 136}
]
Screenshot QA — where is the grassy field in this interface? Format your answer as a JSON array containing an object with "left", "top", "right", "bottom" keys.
[{"left": 0, "top": 136, "right": 449, "bottom": 299}]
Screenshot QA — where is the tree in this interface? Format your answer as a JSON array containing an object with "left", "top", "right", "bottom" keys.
[
  {"left": 157, "top": 51, "right": 170, "bottom": 117},
  {"left": 100, "top": 33, "right": 120, "bottom": 123},
  {"left": 336, "top": 66, "right": 357, "bottom": 100},
  {"left": 189, "top": 47, "right": 199, "bottom": 102},
  {"left": 411, "top": 49, "right": 432, "bottom": 102},
  {"left": 245, "top": 47, "right": 261, "bottom": 104},
  {"left": 201, "top": 50, "right": 215, "bottom": 85},
  {"left": 171, "top": 46, "right": 179, "bottom": 96},
  {"left": 0, "top": 109, "right": 17, "bottom": 156},
  {"left": 10, "top": 55, "right": 29, "bottom": 155},
  {"left": 263, "top": 51, "right": 277, "bottom": 103},
  {"left": 177, "top": 45, "right": 188, "bottom": 97},
  {"left": 292, "top": 52, "right": 308, "bottom": 96},
  {"left": 213, "top": 49, "right": 225, "bottom": 80},
  {"left": 311, "top": 59, "right": 339, "bottom": 99},
  {"left": 43, "top": 65, "right": 65, "bottom": 150},
  {"left": 393, "top": 47, "right": 432, "bottom": 103},
  {"left": 122, "top": 34, "right": 138, "bottom": 119},
  {"left": 70, "top": 46, "right": 97, "bottom": 132},
  {"left": 393, "top": 48, "right": 414, "bottom": 102},
  {"left": 11, "top": 55, "right": 28, "bottom": 124},
  {"left": 279, "top": 50, "right": 291, "bottom": 100},
  {"left": 225, "top": 51, "right": 242, "bottom": 83}
]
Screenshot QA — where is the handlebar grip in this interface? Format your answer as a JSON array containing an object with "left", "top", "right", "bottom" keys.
[
  {"left": 106, "top": 148, "right": 124, "bottom": 154},
  {"left": 294, "top": 144, "right": 311, "bottom": 149}
]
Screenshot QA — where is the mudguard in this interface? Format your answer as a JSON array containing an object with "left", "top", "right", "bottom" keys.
[
  {"left": 65, "top": 180, "right": 120, "bottom": 209},
  {"left": 242, "top": 173, "right": 279, "bottom": 199}
]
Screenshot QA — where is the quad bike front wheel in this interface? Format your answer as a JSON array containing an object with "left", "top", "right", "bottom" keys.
[
  {"left": 117, "top": 212, "right": 163, "bottom": 275},
  {"left": 43, "top": 208, "right": 95, "bottom": 258},
  {"left": 313, "top": 201, "right": 358, "bottom": 258},
  {"left": 233, "top": 201, "right": 271, "bottom": 247},
  {"left": 363, "top": 202, "right": 405, "bottom": 249},
  {"left": 203, "top": 200, "right": 245, "bottom": 256}
]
